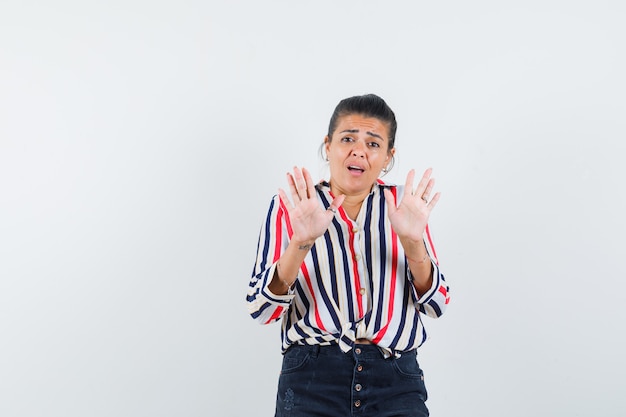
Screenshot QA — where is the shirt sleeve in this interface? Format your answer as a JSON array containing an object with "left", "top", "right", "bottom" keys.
[
  {"left": 407, "top": 225, "right": 451, "bottom": 318},
  {"left": 246, "top": 195, "right": 295, "bottom": 325}
]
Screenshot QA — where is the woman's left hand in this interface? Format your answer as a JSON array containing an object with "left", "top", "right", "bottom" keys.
[{"left": 383, "top": 168, "right": 441, "bottom": 241}]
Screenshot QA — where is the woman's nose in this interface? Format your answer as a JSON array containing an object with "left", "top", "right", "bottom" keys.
[{"left": 352, "top": 141, "right": 365, "bottom": 157}]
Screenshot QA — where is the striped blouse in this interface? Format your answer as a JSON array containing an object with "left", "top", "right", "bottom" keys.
[{"left": 247, "top": 180, "right": 450, "bottom": 356}]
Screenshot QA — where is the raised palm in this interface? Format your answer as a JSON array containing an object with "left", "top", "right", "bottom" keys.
[
  {"left": 384, "top": 168, "right": 441, "bottom": 241},
  {"left": 278, "top": 167, "right": 345, "bottom": 245}
]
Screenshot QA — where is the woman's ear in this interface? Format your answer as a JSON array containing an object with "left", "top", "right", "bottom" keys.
[{"left": 324, "top": 135, "right": 331, "bottom": 158}]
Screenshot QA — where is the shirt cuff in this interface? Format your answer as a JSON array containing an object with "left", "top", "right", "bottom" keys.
[
  {"left": 260, "top": 262, "right": 296, "bottom": 304},
  {"left": 408, "top": 259, "right": 441, "bottom": 305}
]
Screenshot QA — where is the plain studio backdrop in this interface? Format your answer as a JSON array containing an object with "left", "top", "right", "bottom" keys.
[{"left": 1, "top": 1, "right": 625, "bottom": 416}]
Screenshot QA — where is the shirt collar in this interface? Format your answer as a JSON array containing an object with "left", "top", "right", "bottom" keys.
[{"left": 316, "top": 179, "right": 396, "bottom": 194}]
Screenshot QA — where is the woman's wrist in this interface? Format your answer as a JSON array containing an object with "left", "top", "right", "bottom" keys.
[
  {"left": 290, "top": 237, "right": 315, "bottom": 252},
  {"left": 277, "top": 262, "right": 297, "bottom": 293}
]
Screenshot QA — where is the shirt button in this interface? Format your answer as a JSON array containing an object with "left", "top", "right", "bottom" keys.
[
  {"left": 359, "top": 288, "right": 366, "bottom": 295},
  {"left": 355, "top": 384, "right": 362, "bottom": 392},
  {"left": 354, "top": 400, "right": 361, "bottom": 408},
  {"left": 355, "top": 348, "right": 362, "bottom": 354},
  {"left": 355, "top": 254, "right": 361, "bottom": 260},
  {"left": 357, "top": 364, "right": 363, "bottom": 372},
  {"left": 352, "top": 227, "right": 358, "bottom": 233}
]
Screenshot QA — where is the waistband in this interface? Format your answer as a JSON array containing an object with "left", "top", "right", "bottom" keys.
[{"left": 285, "top": 342, "right": 415, "bottom": 359}]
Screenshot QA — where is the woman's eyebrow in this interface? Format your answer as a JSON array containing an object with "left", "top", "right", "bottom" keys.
[{"left": 339, "top": 129, "right": 384, "bottom": 140}]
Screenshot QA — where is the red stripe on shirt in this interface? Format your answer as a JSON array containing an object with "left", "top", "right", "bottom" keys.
[
  {"left": 274, "top": 207, "right": 284, "bottom": 262},
  {"left": 263, "top": 206, "right": 286, "bottom": 324},
  {"left": 336, "top": 202, "right": 363, "bottom": 318},
  {"left": 278, "top": 197, "right": 327, "bottom": 332},
  {"left": 425, "top": 224, "right": 439, "bottom": 265},
  {"left": 438, "top": 285, "right": 450, "bottom": 304},
  {"left": 265, "top": 306, "right": 284, "bottom": 324}
]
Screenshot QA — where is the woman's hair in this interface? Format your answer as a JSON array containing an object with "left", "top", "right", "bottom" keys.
[{"left": 327, "top": 93, "right": 397, "bottom": 150}]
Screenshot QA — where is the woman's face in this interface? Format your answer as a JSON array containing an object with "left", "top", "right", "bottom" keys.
[{"left": 325, "top": 114, "right": 395, "bottom": 196}]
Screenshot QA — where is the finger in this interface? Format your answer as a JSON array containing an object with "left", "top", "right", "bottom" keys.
[
  {"left": 327, "top": 194, "right": 345, "bottom": 215},
  {"left": 292, "top": 166, "right": 308, "bottom": 198},
  {"left": 421, "top": 178, "right": 435, "bottom": 201},
  {"left": 413, "top": 168, "right": 433, "bottom": 198},
  {"left": 427, "top": 191, "right": 441, "bottom": 210},
  {"left": 404, "top": 169, "right": 415, "bottom": 197},
  {"left": 278, "top": 188, "right": 294, "bottom": 210},
  {"left": 286, "top": 172, "right": 301, "bottom": 202},
  {"left": 302, "top": 167, "right": 316, "bottom": 199}
]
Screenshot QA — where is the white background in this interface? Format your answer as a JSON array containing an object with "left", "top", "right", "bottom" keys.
[{"left": 1, "top": 1, "right": 625, "bottom": 416}]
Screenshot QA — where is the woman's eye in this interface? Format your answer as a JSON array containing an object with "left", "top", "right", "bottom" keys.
[
  {"left": 341, "top": 136, "right": 353, "bottom": 142},
  {"left": 368, "top": 142, "right": 380, "bottom": 148}
]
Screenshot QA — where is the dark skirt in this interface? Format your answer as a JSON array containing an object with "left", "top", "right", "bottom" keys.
[{"left": 275, "top": 343, "right": 429, "bottom": 417}]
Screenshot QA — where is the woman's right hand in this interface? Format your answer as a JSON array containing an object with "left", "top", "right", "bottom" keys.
[{"left": 278, "top": 166, "right": 345, "bottom": 247}]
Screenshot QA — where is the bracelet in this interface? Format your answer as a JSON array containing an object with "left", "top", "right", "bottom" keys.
[
  {"left": 283, "top": 279, "right": 296, "bottom": 295},
  {"left": 416, "top": 254, "right": 429, "bottom": 263},
  {"left": 277, "top": 263, "right": 296, "bottom": 294}
]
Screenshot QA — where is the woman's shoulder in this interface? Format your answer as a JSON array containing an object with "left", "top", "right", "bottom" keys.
[
  {"left": 375, "top": 179, "right": 402, "bottom": 192},
  {"left": 374, "top": 180, "right": 410, "bottom": 201}
]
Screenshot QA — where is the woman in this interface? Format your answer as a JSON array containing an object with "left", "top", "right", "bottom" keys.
[{"left": 247, "top": 94, "right": 450, "bottom": 417}]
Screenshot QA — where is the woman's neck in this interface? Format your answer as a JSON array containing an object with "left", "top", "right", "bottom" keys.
[
  {"left": 330, "top": 182, "right": 374, "bottom": 220},
  {"left": 341, "top": 198, "right": 363, "bottom": 220}
]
